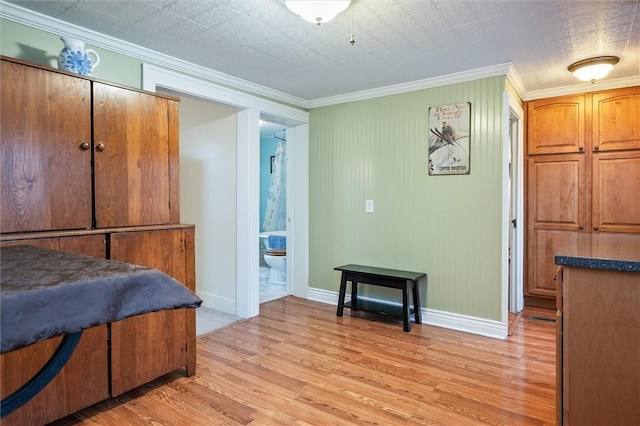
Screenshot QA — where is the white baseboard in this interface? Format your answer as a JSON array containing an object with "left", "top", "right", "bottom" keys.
[
  {"left": 196, "top": 290, "right": 237, "bottom": 316},
  {"left": 307, "top": 287, "right": 507, "bottom": 340}
]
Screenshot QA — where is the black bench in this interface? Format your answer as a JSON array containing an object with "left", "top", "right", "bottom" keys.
[{"left": 335, "top": 264, "right": 426, "bottom": 332}]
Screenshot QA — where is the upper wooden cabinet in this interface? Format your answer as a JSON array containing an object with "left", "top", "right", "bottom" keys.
[
  {"left": 527, "top": 87, "right": 640, "bottom": 156},
  {"left": 93, "top": 83, "right": 173, "bottom": 228},
  {"left": 0, "top": 57, "right": 180, "bottom": 233},
  {"left": 1, "top": 60, "right": 93, "bottom": 233},
  {"left": 592, "top": 86, "right": 640, "bottom": 152},
  {"left": 527, "top": 94, "right": 586, "bottom": 155}
]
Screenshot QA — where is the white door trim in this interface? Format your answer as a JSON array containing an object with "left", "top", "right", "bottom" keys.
[
  {"left": 142, "top": 64, "right": 309, "bottom": 318},
  {"left": 502, "top": 91, "right": 525, "bottom": 329}
]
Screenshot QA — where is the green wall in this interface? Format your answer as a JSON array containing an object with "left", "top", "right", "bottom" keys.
[
  {"left": 1, "top": 18, "right": 142, "bottom": 88},
  {"left": 309, "top": 78, "right": 506, "bottom": 320}
]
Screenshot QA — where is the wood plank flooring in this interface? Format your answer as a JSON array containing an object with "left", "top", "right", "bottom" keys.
[{"left": 52, "top": 297, "right": 556, "bottom": 425}]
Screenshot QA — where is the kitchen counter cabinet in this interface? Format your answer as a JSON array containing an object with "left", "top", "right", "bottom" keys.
[{"left": 555, "top": 233, "right": 640, "bottom": 425}]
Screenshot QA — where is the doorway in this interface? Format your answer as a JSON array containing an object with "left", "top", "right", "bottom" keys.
[
  {"left": 143, "top": 64, "right": 309, "bottom": 319},
  {"left": 259, "top": 121, "right": 290, "bottom": 303}
]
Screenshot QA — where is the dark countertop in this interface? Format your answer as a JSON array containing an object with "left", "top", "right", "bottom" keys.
[{"left": 555, "top": 234, "right": 640, "bottom": 273}]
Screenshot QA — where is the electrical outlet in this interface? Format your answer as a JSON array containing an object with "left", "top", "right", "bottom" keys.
[{"left": 365, "top": 200, "right": 374, "bottom": 213}]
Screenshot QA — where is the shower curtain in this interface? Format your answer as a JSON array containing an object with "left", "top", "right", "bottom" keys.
[{"left": 262, "top": 141, "right": 286, "bottom": 232}]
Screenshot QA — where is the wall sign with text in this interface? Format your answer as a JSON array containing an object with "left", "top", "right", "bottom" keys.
[{"left": 427, "top": 102, "right": 471, "bottom": 175}]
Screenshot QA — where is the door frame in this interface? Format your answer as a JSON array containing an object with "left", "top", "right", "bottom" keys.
[
  {"left": 142, "top": 64, "right": 309, "bottom": 318},
  {"left": 502, "top": 91, "right": 525, "bottom": 325}
]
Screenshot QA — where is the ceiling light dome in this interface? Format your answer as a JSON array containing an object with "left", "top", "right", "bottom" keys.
[
  {"left": 567, "top": 56, "right": 620, "bottom": 83},
  {"left": 285, "top": 0, "right": 351, "bottom": 25}
]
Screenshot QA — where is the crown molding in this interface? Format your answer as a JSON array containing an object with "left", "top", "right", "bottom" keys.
[
  {"left": 523, "top": 76, "right": 640, "bottom": 101},
  {"left": 309, "top": 62, "right": 515, "bottom": 108},
  {"left": 506, "top": 64, "right": 527, "bottom": 100},
  {"left": 10, "top": 1, "right": 633, "bottom": 109},
  {"left": 0, "top": 0, "right": 311, "bottom": 109}
]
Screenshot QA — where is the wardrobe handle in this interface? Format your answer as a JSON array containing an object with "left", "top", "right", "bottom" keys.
[
  {"left": 594, "top": 226, "right": 599, "bottom": 231},
  {"left": 79, "top": 142, "right": 90, "bottom": 150},
  {"left": 578, "top": 225, "right": 584, "bottom": 230},
  {"left": 578, "top": 146, "right": 584, "bottom": 151},
  {"left": 96, "top": 143, "right": 106, "bottom": 152},
  {"left": 594, "top": 145, "right": 600, "bottom": 151}
]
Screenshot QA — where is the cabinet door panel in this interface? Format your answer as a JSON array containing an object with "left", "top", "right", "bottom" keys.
[
  {"left": 0, "top": 326, "right": 109, "bottom": 426},
  {"left": 0, "top": 60, "right": 92, "bottom": 233},
  {"left": 527, "top": 155, "right": 586, "bottom": 231},
  {"left": 592, "top": 151, "right": 640, "bottom": 233},
  {"left": 0, "top": 234, "right": 108, "bottom": 426},
  {"left": 592, "top": 86, "right": 640, "bottom": 151},
  {"left": 109, "top": 228, "right": 195, "bottom": 396},
  {"left": 526, "top": 155, "right": 585, "bottom": 299},
  {"left": 527, "top": 95, "right": 586, "bottom": 155},
  {"left": 93, "top": 83, "right": 171, "bottom": 228},
  {"left": 527, "top": 230, "right": 574, "bottom": 297}
]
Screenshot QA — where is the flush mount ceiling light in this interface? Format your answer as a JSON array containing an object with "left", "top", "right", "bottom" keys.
[
  {"left": 285, "top": 0, "right": 351, "bottom": 25},
  {"left": 567, "top": 56, "right": 620, "bottom": 83}
]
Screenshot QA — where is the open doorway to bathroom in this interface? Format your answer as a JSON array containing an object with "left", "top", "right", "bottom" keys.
[{"left": 259, "top": 121, "right": 289, "bottom": 303}]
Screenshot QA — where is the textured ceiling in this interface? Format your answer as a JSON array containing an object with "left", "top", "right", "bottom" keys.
[{"left": 4, "top": 0, "right": 640, "bottom": 101}]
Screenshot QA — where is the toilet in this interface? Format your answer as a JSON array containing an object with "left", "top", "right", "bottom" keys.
[{"left": 259, "top": 231, "right": 287, "bottom": 285}]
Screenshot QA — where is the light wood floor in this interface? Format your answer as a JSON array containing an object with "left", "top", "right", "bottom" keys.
[{"left": 52, "top": 297, "right": 556, "bottom": 425}]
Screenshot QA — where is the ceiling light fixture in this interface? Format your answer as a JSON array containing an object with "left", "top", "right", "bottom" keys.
[
  {"left": 567, "top": 56, "right": 620, "bottom": 83},
  {"left": 285, "top": 0, "right": 351, "bottom": 25}
]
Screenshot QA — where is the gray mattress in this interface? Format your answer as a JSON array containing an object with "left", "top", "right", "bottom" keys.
[{"left": 1, "top": 245, "right": 202, "bottom": 354}]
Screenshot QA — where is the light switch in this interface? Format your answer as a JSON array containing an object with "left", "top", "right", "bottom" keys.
[{"left": 365, "top": 200, "right": 374, "bottom": 213}]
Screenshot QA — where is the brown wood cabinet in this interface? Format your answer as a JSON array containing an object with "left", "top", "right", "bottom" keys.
[
  {"left": 1, "top": 60, "right": 93, "bottom": 233},
  {"left": 0, "top": 225, "right": 196, "bottom": 425},
  {"left": 110, "top": 227, "right": 196, "bottom": 395},
  {"left": 0, "top": 55, "right": 195, "bottom": 426},
  {"left": 0, "top": 326, "right": 109, "bottom": 426},
  {"left": 591, "top": 86, "right": 640, "bottom": 152},
  {"left": 527, "top": 94, "right": 587, "bottom": 155},
  {"left": 524, "top": 86, "right": 640, "bottom": 307},
  {"left": 557, "top": 264, "right": 640, "bottom": 424},
  {"left": 0, "top": 56, "right": 180, "bottom": 233},
  {"left": 526, "top": 154, "right": 585, "bottom": 298},
  {"left": 591, "top": 150, "right": 640, "bottom": 233}
]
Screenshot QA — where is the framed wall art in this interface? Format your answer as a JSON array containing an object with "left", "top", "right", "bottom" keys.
[{"left": 427, "top": 102, "right": 471, "bottom": 175}]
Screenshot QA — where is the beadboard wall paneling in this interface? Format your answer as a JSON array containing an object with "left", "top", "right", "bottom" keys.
[{"left": 309, "top": 77, "right": 506, "bottom": 321}]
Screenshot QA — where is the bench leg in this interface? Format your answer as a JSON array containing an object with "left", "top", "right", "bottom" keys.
[
  {"left": 336, "top": 272, "right": 347, "bottom": 316},
  {"left": 351, "top": 281, "right": 359, "bottom": 310},
  {"left": 402, "top": 285, "right": 410, "bottom": 332},
  {"left": 412, "top": 280, "right": 422, "bottom": 324}
]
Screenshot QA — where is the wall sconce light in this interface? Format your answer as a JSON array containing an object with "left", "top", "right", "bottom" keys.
[
  {"left": 285, "top": 0, "right": 351, "bottom": 25},
  {"left": 567, "top": 56, "right": 620, "bottom": 83}
]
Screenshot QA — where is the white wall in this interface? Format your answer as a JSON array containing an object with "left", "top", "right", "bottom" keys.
[{"left": 179, "top": 95, "right": 239, "bottom": 314}]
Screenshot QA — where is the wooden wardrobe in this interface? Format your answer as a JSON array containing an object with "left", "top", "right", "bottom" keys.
[{"left": 0, "top": 56, "right": 196, "bottom": 425}]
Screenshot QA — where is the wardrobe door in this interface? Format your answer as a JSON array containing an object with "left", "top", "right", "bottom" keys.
[
  {"left": 526, "top": 154, "right": 586, "bottom": 299},
  {"left": 527, "top": 94, "right": 586, "bottom": 155},
  {"left": 93, "top": 83, "right": 173, "bottom": 228},
  {"left": 591, "top": 151, "right": 640, "bottom": 234},
  {"left": 592, "top": 86, "right": 640, "bottom": 152},
  {"left": 0, "top": 59, "right": 92, "bottom": 233},
  {"left": 0, "top": 235, "right": 108, "bottom": 426},
  {"left": 109, "top": 227, "right": 196, "bottom": 396}
]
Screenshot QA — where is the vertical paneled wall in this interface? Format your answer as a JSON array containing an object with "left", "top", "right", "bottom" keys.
[{"left": 309, "top": 77, "right": 506, "bottom": 320}]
